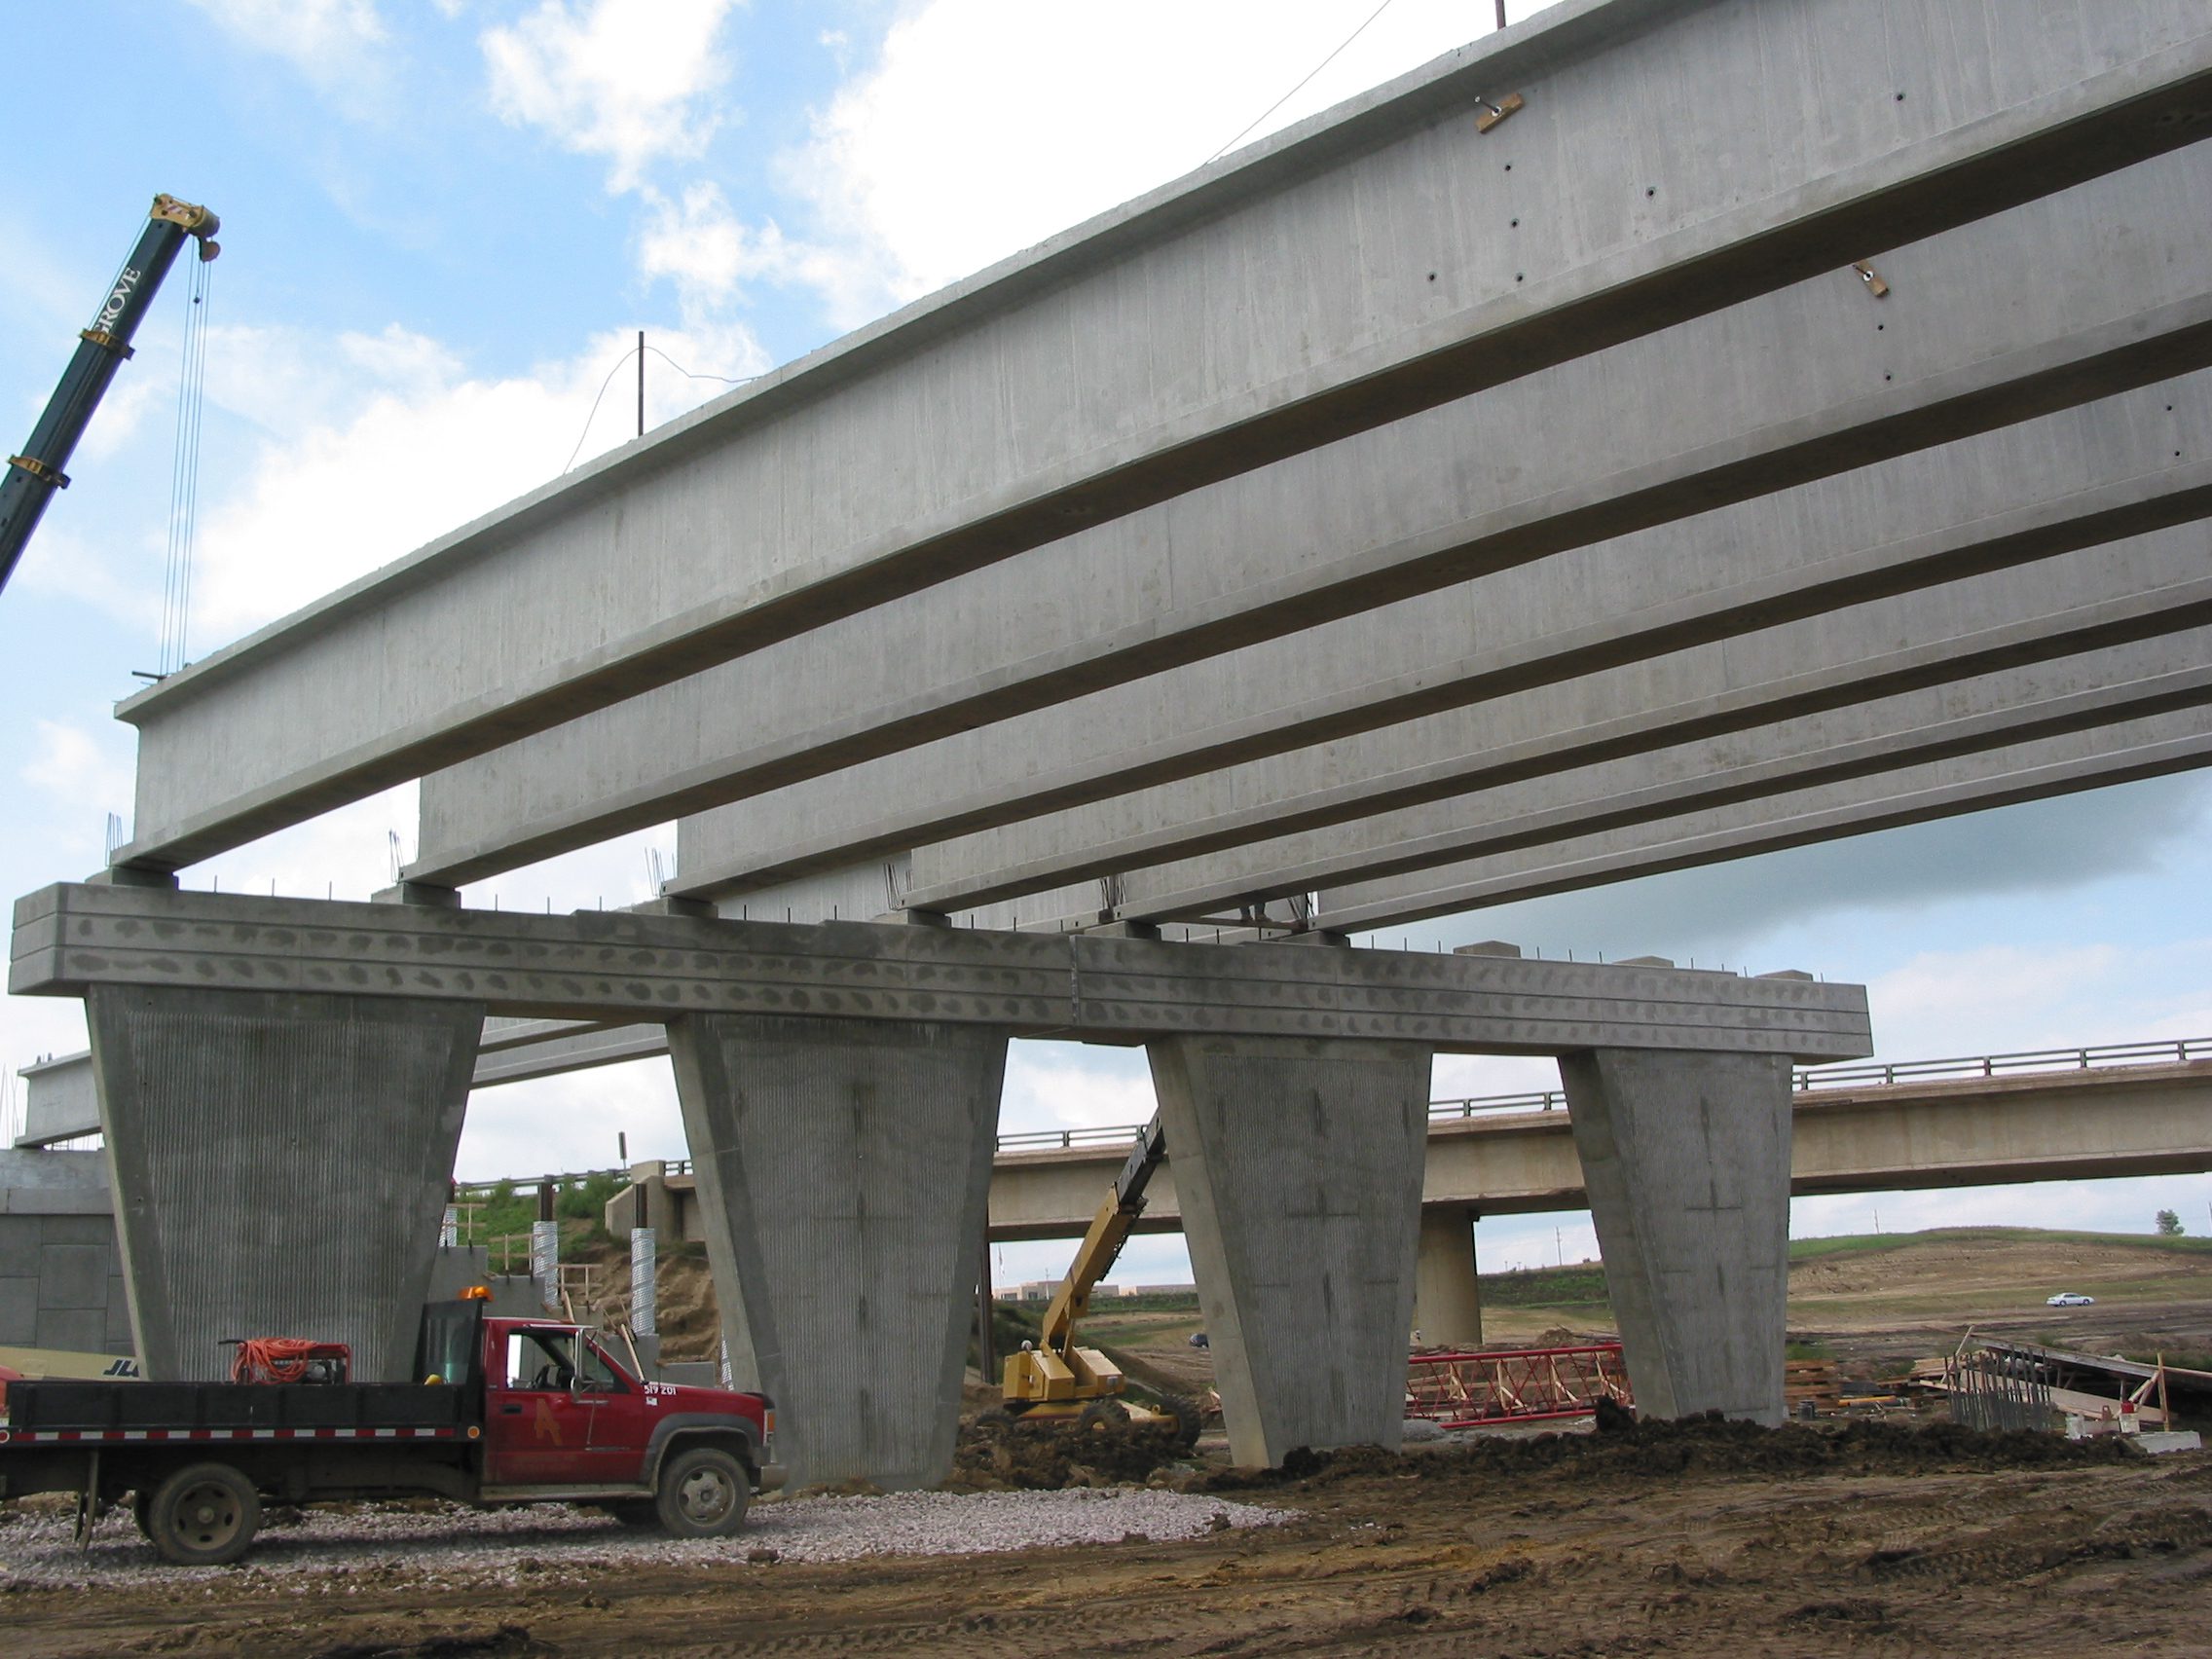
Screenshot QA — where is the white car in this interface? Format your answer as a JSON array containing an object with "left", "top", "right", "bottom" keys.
[{"left": 2046, "top": 1292, "right": 2096, "bottom": 1308}]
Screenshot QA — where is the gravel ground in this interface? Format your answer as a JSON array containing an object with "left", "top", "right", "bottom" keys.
[{"left": 0, "top": 1488, "right": 1289, "bottom": 1594}]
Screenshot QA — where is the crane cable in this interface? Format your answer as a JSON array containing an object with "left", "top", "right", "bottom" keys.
[{"left": 159, "top": 251, "right": 213, "bottom": 677}]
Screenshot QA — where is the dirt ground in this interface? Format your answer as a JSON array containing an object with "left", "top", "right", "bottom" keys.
[
  {"left": 6, "top": 1417, "right": 2209, "bottom": 1657},
  {"left": 9, "top": 1232, "right": 2211, "bottom": 1655}
]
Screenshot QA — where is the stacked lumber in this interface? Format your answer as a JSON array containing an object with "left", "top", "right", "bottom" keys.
[{"left": 1785, "top": 1358, "right": 1842, "bottom": 1412}]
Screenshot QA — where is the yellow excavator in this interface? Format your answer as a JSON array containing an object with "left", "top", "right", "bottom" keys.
[{"left": 987, "top": 1112, "right": 1202, "bottom": 1446}]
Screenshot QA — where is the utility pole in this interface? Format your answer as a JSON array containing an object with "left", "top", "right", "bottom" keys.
[
  {"left": 1494, "top": 1, "right": 1508, "bottom": 28},
  {"left": 637, "top": 329, "right": 645, "bottom": 437}
]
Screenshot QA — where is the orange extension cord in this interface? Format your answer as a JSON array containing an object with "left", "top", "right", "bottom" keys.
[{"left": 229, "top": 1338, "right": 350, "bottom": 1384}]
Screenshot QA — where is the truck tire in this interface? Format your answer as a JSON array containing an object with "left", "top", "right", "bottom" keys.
[
  {"left": 146, "top": 1461, "right": 261, "bottom": 1567},
  {"left": 130, "top": 1490, "right": 155, "bottom": 1540},
  {"left": 655, "top": 1446, "right": 750, "bottom": 1539}
]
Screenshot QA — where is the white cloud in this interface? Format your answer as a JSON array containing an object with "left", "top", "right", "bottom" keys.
[
  {"left": 637, "top": 183, "right": 865, "bottom": 326},
  {"left": 482, "top": 0, "right": 743, "bottom": 192},
  {"left": 777, "top": 0, "right": 1503, "bottom": 313},
  {"left": 21, "top": 719, "right": 134, "bottom": 820},
  {"left": 185, "top": 316, "right": 768, "bottom": 640},
  {"left": 183, "top": 0, "right": 388, "bottom": 94}
]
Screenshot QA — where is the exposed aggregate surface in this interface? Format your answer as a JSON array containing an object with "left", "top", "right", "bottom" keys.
[{"left": 0, "top": 1487, "right": 1288, "bottom": 1594}]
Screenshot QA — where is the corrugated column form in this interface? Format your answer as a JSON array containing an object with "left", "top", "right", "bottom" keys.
[
  {"left": 668, "top": 1013, "right": 1010, "bottom": 1491},
  {"left": 630, "top": 1227, "right": 656, "bottom": 1336},
  {"left": 531, "top": 1221, "right": 560, "bottom": 1312},
  {"left": 1149, "top": 1033, "right": 1433, "bottom": 1467},
  {"left": 86, "top": 986, "right": 482, "bottom": 1382},
  {"left": 1559, "top": 1048, "right": 1795, "bottom": 1425}
]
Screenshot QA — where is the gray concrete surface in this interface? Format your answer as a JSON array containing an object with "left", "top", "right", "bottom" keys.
[
  {"left": 1412, "top": 1204, "right": 1484, "bottom": 1349},
  {"left": 1314, "top": 704, "right": 2212, "bottom": 933},
  {"left": 0, "top": 1150, "right": 129, "bottom": 1360},
  {"left": 86, "top": 986, "right": 482, "bottom": 1382},
  {"left": 898, "top": 574, "right": 2212, "bottom": 922},
  {"left": 1150, "top": 1034, "right": 1432, "bottom": 1467},
  {"left": 11, "top": 886, "right": 1875, "bottom": 1060},
  {"left": 657, "top": 193, "right": 2212, "bottom": 909},
  {"left": 986, "top": 1059, "right": 2212, "bottom": 1235},
  {"left": 1099, "top": 629, "right": 2212, "bottom": 926},
  {"left": 13, "top": 1052, "right": 99, "bottom": 1148},
  {"left": 104, "top": 1, "right": 2212, "bottom": 873},
  {"left": 1560, "top": 1049, "right": 1795, "bottom": 1424},
  {"left": 667, "top": 1014, "right": 1008, "bottom": 1490}
]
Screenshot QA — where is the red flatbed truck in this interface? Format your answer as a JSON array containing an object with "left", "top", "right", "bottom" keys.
[{"left": 0, "top": 1299, "right": 780, "bottom": 1566}]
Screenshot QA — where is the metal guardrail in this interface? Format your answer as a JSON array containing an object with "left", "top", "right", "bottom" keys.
[
  {"left": 1790, "top": 1036, "right": 2212, "bottom": 1091},
  {"left": 460, "top": 1037, "right": 2212, "bottom": 1177}
]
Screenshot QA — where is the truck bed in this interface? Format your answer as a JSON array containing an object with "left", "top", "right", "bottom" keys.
[{"left": 3, "top": 1380, "right": 470, "bottom": 1447}]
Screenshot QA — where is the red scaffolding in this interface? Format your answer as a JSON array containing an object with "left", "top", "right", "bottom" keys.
[{"left": 1406, "top": 1342, "right": 1633, "bottom": 1427}]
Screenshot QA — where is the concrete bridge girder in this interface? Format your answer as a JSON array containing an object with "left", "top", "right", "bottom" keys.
[
  {"left": 895, "top": 559, "right": 2212, "bottom": 923},
  {"left": 104, "top": 1, "right": 2212, "bottom": 876},
  {"left": 1098, "top": 626, "right": 2212, "bottom": 926},
  {"left": 673, "top": 282, "right": 2212, "bottom": 913},
  {"left": 1313, "top": 704, "right": 2212, "bottom": 934},
  {"left": 475, "top": 146, "right": 2212, "bottom": 895}
]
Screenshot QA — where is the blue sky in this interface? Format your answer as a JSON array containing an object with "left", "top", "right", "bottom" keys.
[{"left": 3, "top": 1, "right": 2207, "bottom": 1295}]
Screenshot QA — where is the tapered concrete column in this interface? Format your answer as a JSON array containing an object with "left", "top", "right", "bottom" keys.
[
  {"left": 1147, "top": 1035, "right": 1431, "bottom": 1468},
  {"left": 667, "top": 1014, "right": 1008, "bottom": 1491},
  {"left": 1413, "top": 1204, "right": 1483, "bottom": 1348},
  {"left": 1558, "top": 1049, "right": 1794, "bottom": 1425},
  {"left": 86, "top": 986, "right": 482, "bottom": 1382}
]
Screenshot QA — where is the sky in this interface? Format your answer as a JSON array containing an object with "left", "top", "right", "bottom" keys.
[{"left": 2, "top": 0, "right": 2207, "bottom": 1296}]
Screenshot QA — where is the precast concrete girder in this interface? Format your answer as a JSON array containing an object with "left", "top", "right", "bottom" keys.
[
  {"left": 667, "top": 1014, "right": 1007, "bottom": 1491},
  {"left": 1561, "top": 1049, "right": 1796, "bottom": 1423},
  {"left": 1312, "top": 706, "right": 2212, "bottom": 934},
  {"left": 108, "top": 2, "right": 2212, "bottom": 876},
  {"left": 431, "top": 144, "right": 2212, "bottom": 892},
  {"left": 8, "top": 885, "right": 1874, "bottom": 1060},
  {"left": 1148, "top": 1034, "right": 1432, "bottom": 1466},
  {"left": 677, "top": 351, "right": 2212, "bottom": 909},
  {"left": 87, "top": 985, "right": 481, "bottom": 1382},
  {"left": 1094, "top": 622, "right": 2212, "bottom": 926},
  {"left": 894, "top": 541, "right": 2212, "bottom": 918}
]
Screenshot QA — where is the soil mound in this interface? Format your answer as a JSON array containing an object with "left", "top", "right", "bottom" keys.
[
  {"left": 1201, "top": 1412, "right": 2140, "bottom": 1493},
  {"left": 944, "top": 1414, "right": 1196, "bottom": 1491}
]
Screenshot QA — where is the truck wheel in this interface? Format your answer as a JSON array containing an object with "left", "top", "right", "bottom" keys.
[
  {"left": 130, "top": 1491, "right": 155, "bottom": 1540},
  {"left": 655, "top": 1446, "right": 750, "bottom": 1539},
  {"left": 147, "top": 1462, "right": 261, "bottom": 1567}
]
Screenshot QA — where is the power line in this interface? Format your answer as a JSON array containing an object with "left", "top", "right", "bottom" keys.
[
  {"left": 1209, "top": 0, "right": 1403, "bottom": 164},
  {"left": 562, "top": 338, "right": 764, "bottom": 473}
]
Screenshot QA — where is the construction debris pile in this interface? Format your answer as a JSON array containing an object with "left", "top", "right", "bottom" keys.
[{"left": 946, "top": 1413, "right": 1202, "bottom": 1492}]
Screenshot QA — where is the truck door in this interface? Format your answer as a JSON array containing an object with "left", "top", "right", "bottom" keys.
[
  {"left": 579, "top": 1337, "right": 650, "bottom": 1478},
  {"left": 482, "top": 1326, "right": 620, "bottom": 1487}
]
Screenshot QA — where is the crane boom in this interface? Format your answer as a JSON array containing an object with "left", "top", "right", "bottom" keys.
[{"left": 0, "top": 194, "right": 220, "bottom": 601}]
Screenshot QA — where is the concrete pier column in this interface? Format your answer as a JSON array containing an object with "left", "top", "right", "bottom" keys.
[
  {"left": 1558, "top": 1049, "right": 1794, "bottom": 1425},
  {"left": 85, "top": 986, "right": 483, "bottom": 1382},
  {"left": 1146, "top": 1035, "right": 1431, "bottom": 1468},
  {"left": 666, "top": 1014, "right": 1008, "bottom": 1491},
  {"left": 1413, "top": 1204, "right": 1483, "bottom": 1348}
]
